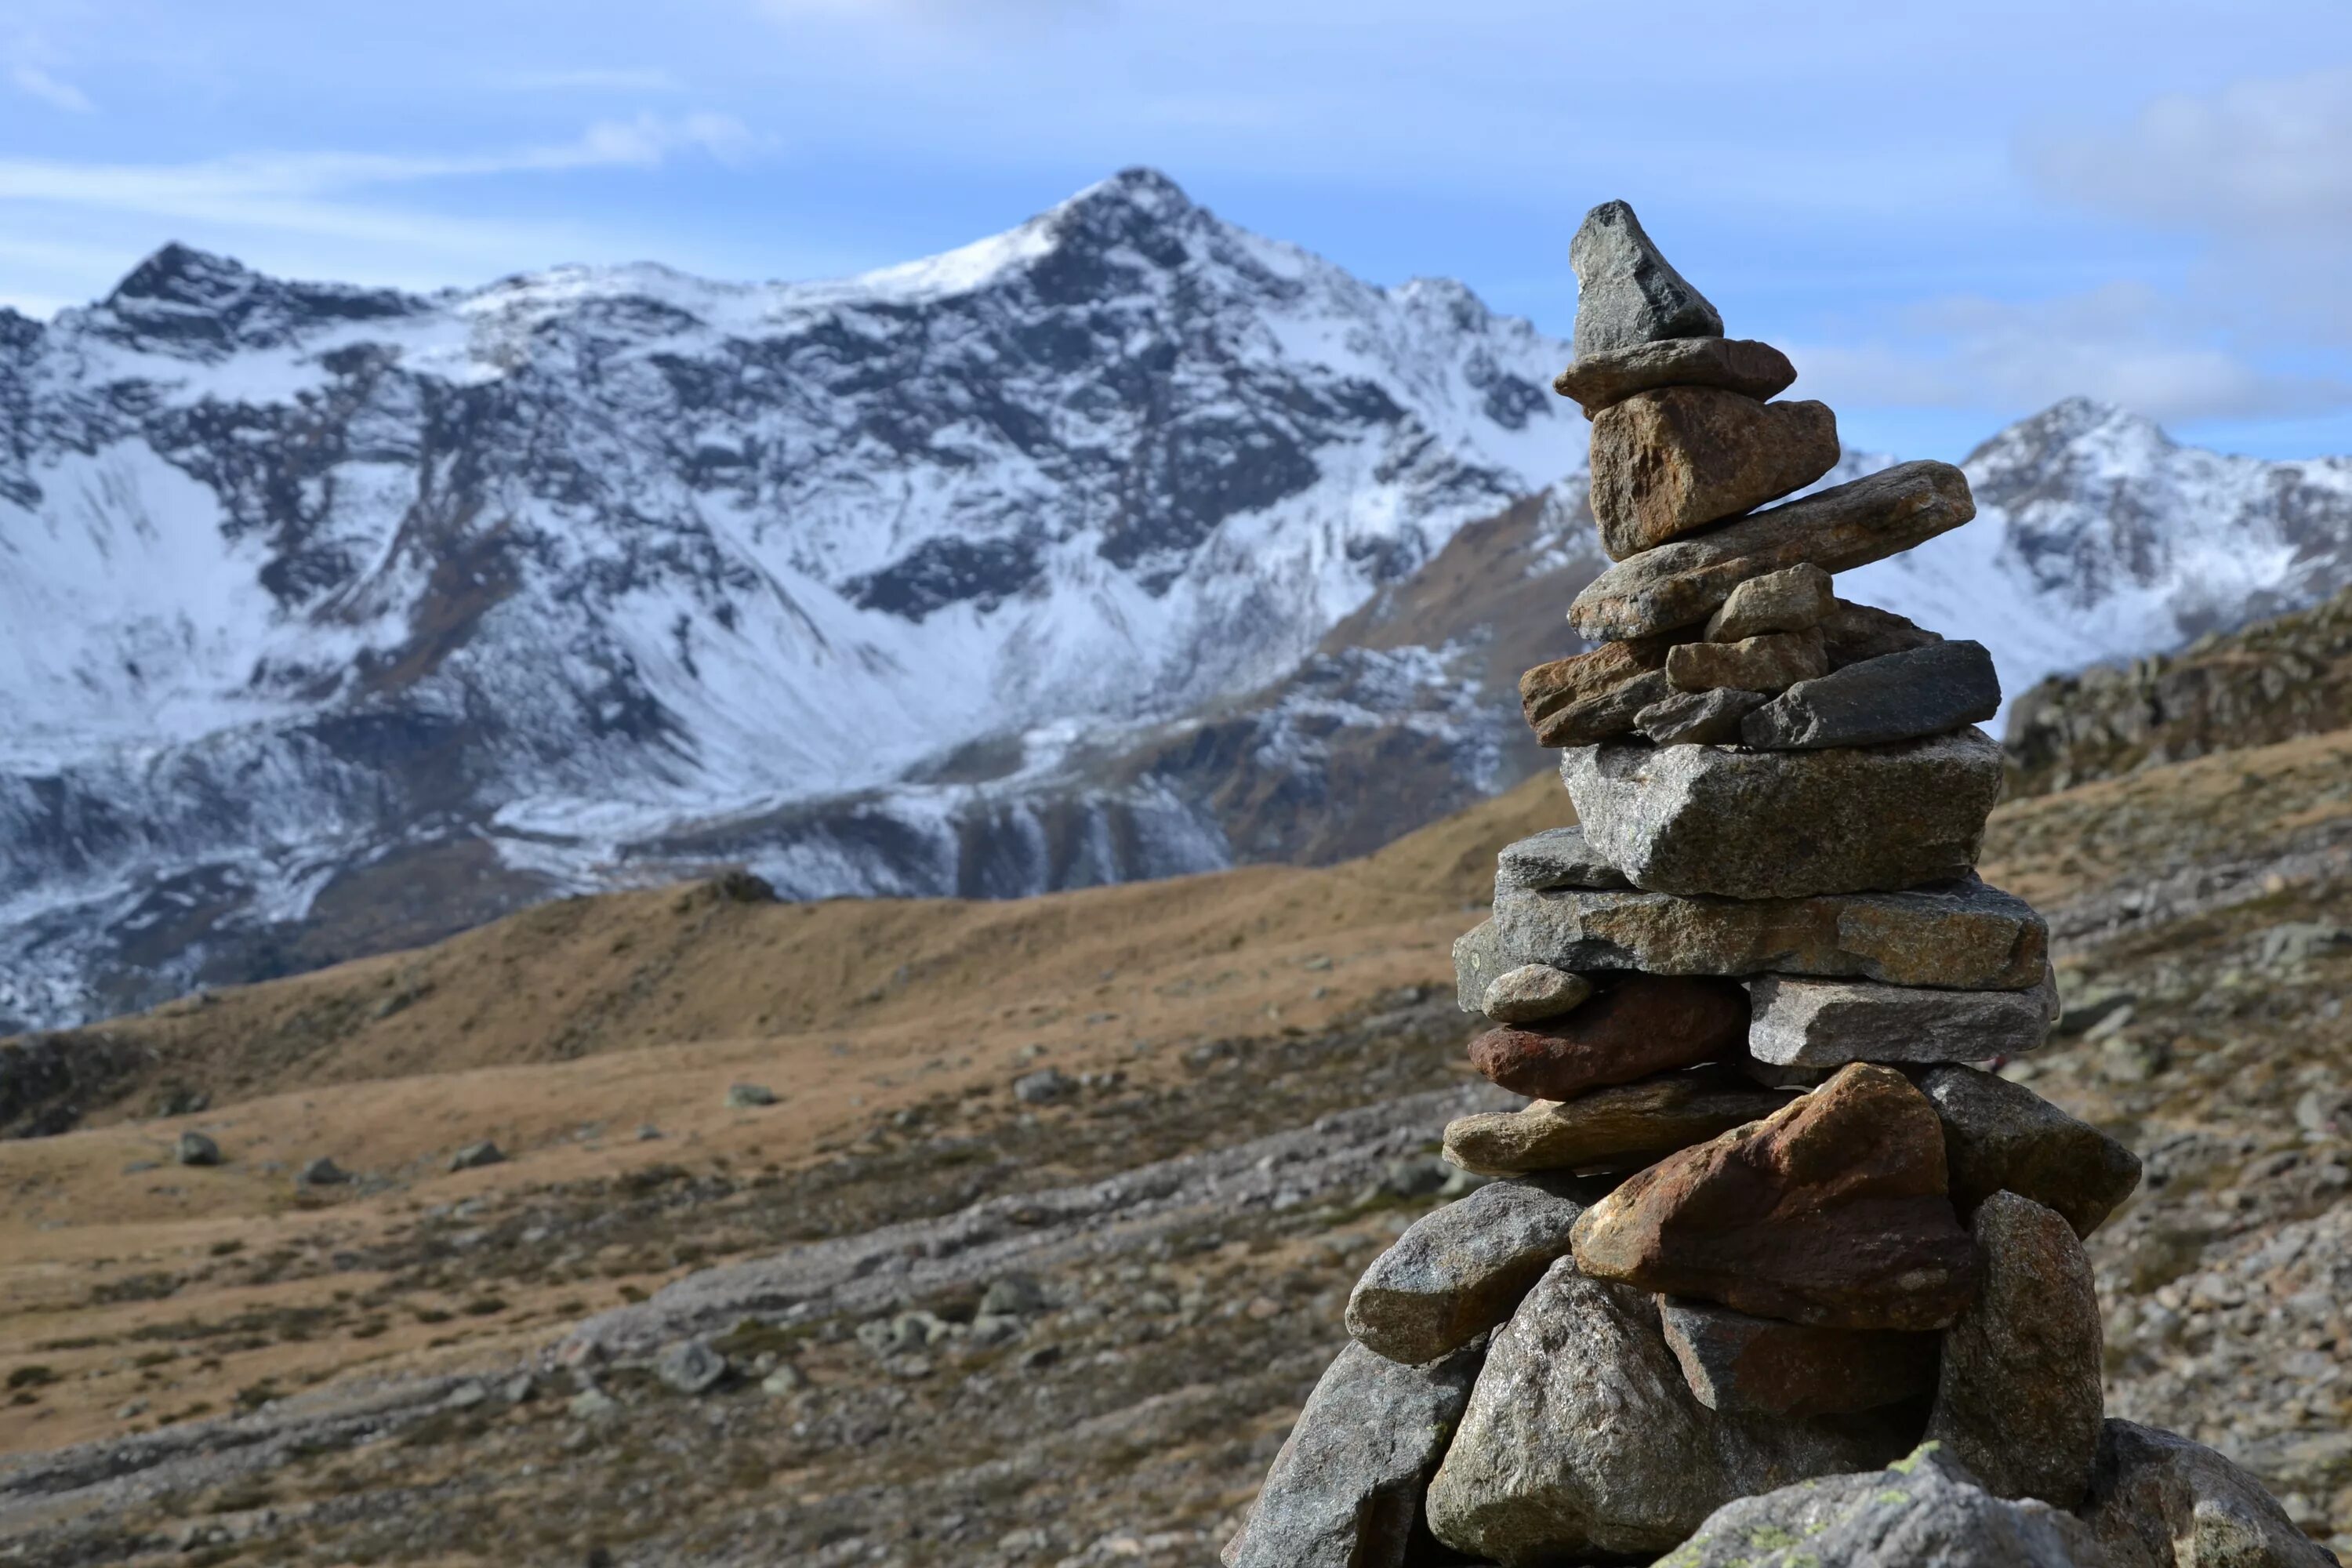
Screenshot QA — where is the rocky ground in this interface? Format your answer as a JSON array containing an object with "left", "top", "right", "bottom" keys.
[{"left": 3, "top": 724, "right": 2352, "bottom": 1564}]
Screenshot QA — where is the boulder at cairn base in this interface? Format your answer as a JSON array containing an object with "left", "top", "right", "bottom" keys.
[
  {"left": 1562, "top": 727, "right": 2003, "bottom": 899},
  {"left": 1661, "top": 1443, "right": 2112, "bottom": 1568},
  {"left": 1659, "top": 1298, "right": 1940, "bottom": 1417},
  {"left": 1744, "top": 639, "right": 2002, "bottom": 750},
  {"left": 1568, "top": 199, "right": 1724, "bottom": 359},
  {"left": 1444, "top": 1069, "right": 1797, "bottom": 1177},
  {"left": 1913, "top": 1064, "right": 2143, "bottom": 1238},
  {"left": 1345, "top": 1174, "right": 1594, "bottom": 1366},
  {"left": 1571, "top": 1063, "right": 1979, "bottom": 1330},
  {"left": 1467, "top": 975, "right": 1749, "bottom": 1099},
  {"left": 1570, "top": 459, "right": 1976, "bottom": 641},
  {"left": 1744, "top": 967, "right": 2060, "bottom": 1068},
  {"left": 1494, "top": 825, "right": 1628, "bottom": 894},
  {"left": 1424, "top": 1259, "right": 1910, "bottom": 1564},
  {"left": 1553, "top": 336, "right": 1796, "bottom": 418},
  {"left": 1219, "top": 1338, "right": 1482, "bottom": 1568},
  {"left": 1588, "top": 387, "right": 1839, "bottom": 558},
  {"left": 1457, "top": 874, "right": 2049, "bottom": 999},
  {"left": 2079, "top": 1419, "right": 2343, "bottom": 1568},
  {"left": 1925, "top": 1191, "right": 2104, "bottom": 1508}
]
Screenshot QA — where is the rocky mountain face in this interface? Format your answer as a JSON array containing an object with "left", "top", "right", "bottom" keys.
[{"left": 6, "top": 172, "right": 2352, "bottom": 1032}]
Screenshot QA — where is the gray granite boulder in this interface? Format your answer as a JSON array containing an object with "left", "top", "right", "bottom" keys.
[
  {"left": 1658, "top": 1443, "right": 2114, "bottom": 1567},
  {"left": 1914, "top": 1065, "right": 2142, "bottom": 1237},
  {"left": 1568, "top": 199, "right": 1723, "bottom": 359},
  {"left": 1457, "top": 875, "right": 2049, "bottom": 1004},
  {"left": 2078, "top": 1419, "right": 2341, "bottom": 1568},
  {"left": 1745, "top": 968, "right": 2060, "bottom": 1067},
  {"left": 1926, "top": 1192, "right": 2104, "bottom": 1507},
  {"left": 1220, "top": 1338, "right": 1483, "bottom": 1568},
  {"left": 1345, "top": 1175, "right": 1594, "bottom": 1366},
  {"left": 1744, "top": 640, "right": 2002, "bottom": 750},
  {"left": 1425, "top": 1258, "right": 1908, "bottom": 1563},
  {"left": 1561, "top": 728, "right": 2003, "bottom": 899}
]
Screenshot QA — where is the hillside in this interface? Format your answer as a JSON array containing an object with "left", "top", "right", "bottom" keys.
[{"left": 5, "top": 696, "right": 2352, "bottom": 1562}]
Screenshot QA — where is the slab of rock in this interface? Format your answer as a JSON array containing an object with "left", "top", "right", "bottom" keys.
[
  {"left": 1480, "top": 964, "right": 1593, "bottom": 1025},
  {"left": 1345, "top": 1174, "right": 1593, "bottom": 1365},
  {"left": 1220, "top": 1338, "right": 1482, "bottom": 1568},
  {"left": 1665, "top": 627, "right": 1829, "bottom": 694},
  {"left": 1660, "top": 1298, "right": 1938, "bottom": 1417},
  {"left": 1822, "top": 597, "right": 1943, "bottom": 665},
  {"left": 1568, "top": 199, "right": 1724, "bottom": 359},
  {"left": 1521, "top": 635, "right": 1675, "bottom": 730},
  {"left": 1744, "top": 641, "right": 2002, "bottom": 750},
  {"left": 1468, "top": 975, "right": 1748, "bottom": 1099},
  {"left": 1443, "top": 1069, "right": 1796, "bottom": 1177},
  {"left": 448, "top": 1140, "right": 505, "bottom": 1171},
  {"left": 2080, "top": 1419, "right": 2340, "bottom": 1568},
  {"left": 1704, "top": 561, "right": 1835, "bottom": 641},
  {"left": 1562, "top": 728, "right": 2004, "bottom": 899},
  {"left": 1570, "top": 460, "right": 1977, "bottom": 641},
  {"left": 1635, "top": 687, "right": 1769, "bottom": 745},
  {"left": 1493, "top": 826, "right": 1628, "bottom": 895},
  {"left": 1423, "top": 1258, "right": 1907, "bottom": 1563},
  {"left": 1589, "top": 389, "right": 1839, "bottom": 558},
  {"left": 1457, "top": 875, "right": 2049, "bottom": 1000},
  {"left": 1666, "top": 1443, "right": 2112, "bottom": 1568},
  {"left": 1926, "top": 1191, "right": 2103, "bottom": 1507},
  {"left": 1552, "top": 336, "right": 1795, "bottom": 417},
  {"left": 1913, "top": 1065, "right": 2143, "bottom": 1237},
  {"left": 1745, "top": 968, "right": 2060, "bottom": 1068},
  {"left": 1572, "top": 1064, "right": 1979, "bottom": 1330}
]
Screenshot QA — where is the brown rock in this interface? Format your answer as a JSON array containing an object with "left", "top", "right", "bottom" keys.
[
  {"left": 1520, "top": 633, "right": 1692, "bottom": 747},
  {"left": 1589, "top": 389, "right": 1840, "bottom": 560},
  {"left": 1480, "top": 964, "right": 1594, "bottom": 1025},
  {"left": 1552, "top": 336, "right": 1797, "bottom": 418},
  {"left": 1443, "top": 1068, "right": 1795, "bottom": 1177},
  {"left": 1926, "top": 1192, "right": 2103, "bottom": 1507},
  {"left": 1570, "top": 1063, "right": 1980, "bottom": 1330},
  {"left": 1665, "top": 627, "right": 1829, "bottom": 694},
  {"left": 1658, "top": 1298, "right": 1940, "bottom": 1417},
  {"left": 1570, "top": 461, "right": 1976, "bottom": 641},
  {"left": 1820, "top": 597, "right": 1942, "bottom": 666},
  {"left": 1704, "top": 563, "right": 1835, "bottom": 641},
  {"left": 1635, "top": 687, "right": 1768, "bottom": 745},
  {"left": 1467, "top": 975, "right": 1749, "bottom": 1100}
]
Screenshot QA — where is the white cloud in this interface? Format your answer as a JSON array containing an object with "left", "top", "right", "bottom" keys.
[{"left": 10, "top": 62, "right": 91, "bottom": 112}]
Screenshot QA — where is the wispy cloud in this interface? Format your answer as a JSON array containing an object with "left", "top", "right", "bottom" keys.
[{"left": 9, "top": 62, "right": 91, "bottom": 113}]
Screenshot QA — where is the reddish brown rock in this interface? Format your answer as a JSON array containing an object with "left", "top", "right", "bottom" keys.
[
  {"left": 1658, "top": 1298, "right": 1940, "bottom": 1417},
  {"left": 1588, "top": 388, "right": 1839, "bottom": 560},
  {"left": 1467, "top": 975, "right": 1751, "bottom": 1101},
  {"left": 1443, "top": 1069, "right": 1795, "bottom": 1178},
  {"left": 1570, "top": 1063, "right": 1978, "bottom": 1330},
  {"left": 1664, "top": 627, "right": 1829, "bottom": 694},
  {"left": 1520, "top": 633, "right": 1693, "bottom": 747}
]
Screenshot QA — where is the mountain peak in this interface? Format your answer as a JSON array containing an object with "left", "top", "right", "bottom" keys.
[
  {"left": 1966, "top": 396, "right": 2176, "bottom": 471},
  {"left": 107, "top": 242, "right": 262, "bottom": 311}
]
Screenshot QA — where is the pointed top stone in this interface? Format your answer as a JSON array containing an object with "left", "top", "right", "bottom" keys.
[{"left": 1570, "top": 200, "right": 1724, "bottom": 359}]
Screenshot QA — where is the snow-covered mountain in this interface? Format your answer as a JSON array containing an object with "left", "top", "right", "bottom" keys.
[{"left": 5, "top": 166, "right": 2352, "bottom": 1033}]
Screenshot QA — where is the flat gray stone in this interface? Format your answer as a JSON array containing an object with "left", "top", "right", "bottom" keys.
[
  {"left": 1221, "top": 1338, "right": 1483, "bottom": 1568},
  {"left": 1914, "top": 1065, "right": 2143, "bottom": 1238},
  {"left": 1570, "top": 461, "right": 1977, "bottom": 641},
  {"left": 1744, "top": 641, "right": 2002, "bottom": 750},
  {"left": 1480, "top": 964, "right": 1593, "bottom": 1024},
  {"left": 1457, "top": 876, "right": 2049, "bottom": 1002},
  {"left": 1660, "top": 1298, "right": 1939, "bottom": 1417},
  {"left": 1704, "top": 562, "right": 1835, "bottom": 641},
  {"left": 1424, "top": 1258, "right": 1907, "bottom": 1563},
  {"left": 1561, "top": 728, "right": 2004, "bottom": 899},
  {"left": 2080, "top": 1419, "right": 2339, "bottom": 1568},
  {"left": 1552, "top": 336, "right": 1795, "bottom": 418},
  {"left": 1745, "top": 969, "right": 2060, "bottom": 1067},
  {"left": 1493, "top": 826, "right": 1628, "bottom": 897},
  {"left": 1345, "top": 1175, "right": 1592, "bottom": 1365},
  {"left": 1636, "top": 687, "right": 1769, "bottom": 745},
  {"left": 1568, "top": 199, "right": 1724, "bottom": 359},
  {"left": 1661, "top": 1443, "right": 2114, "bottom": 1568},
  {"left": 1926, "top": 1192, "right": 2104, "bottom": 1508}
]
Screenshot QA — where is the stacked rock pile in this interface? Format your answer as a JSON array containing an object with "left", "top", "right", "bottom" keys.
[{"left": 1223, "top": 201, "right": 2338, "bottom": 1568}]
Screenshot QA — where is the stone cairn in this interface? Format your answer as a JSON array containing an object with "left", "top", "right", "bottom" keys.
[{"left": 1224, "top": 201, "right": 2338, "bottom": 1568}]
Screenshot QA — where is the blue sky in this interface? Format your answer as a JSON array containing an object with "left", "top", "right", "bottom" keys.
[{"left": 2, "top": 1, "right": 2349, "bottom": 461}]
